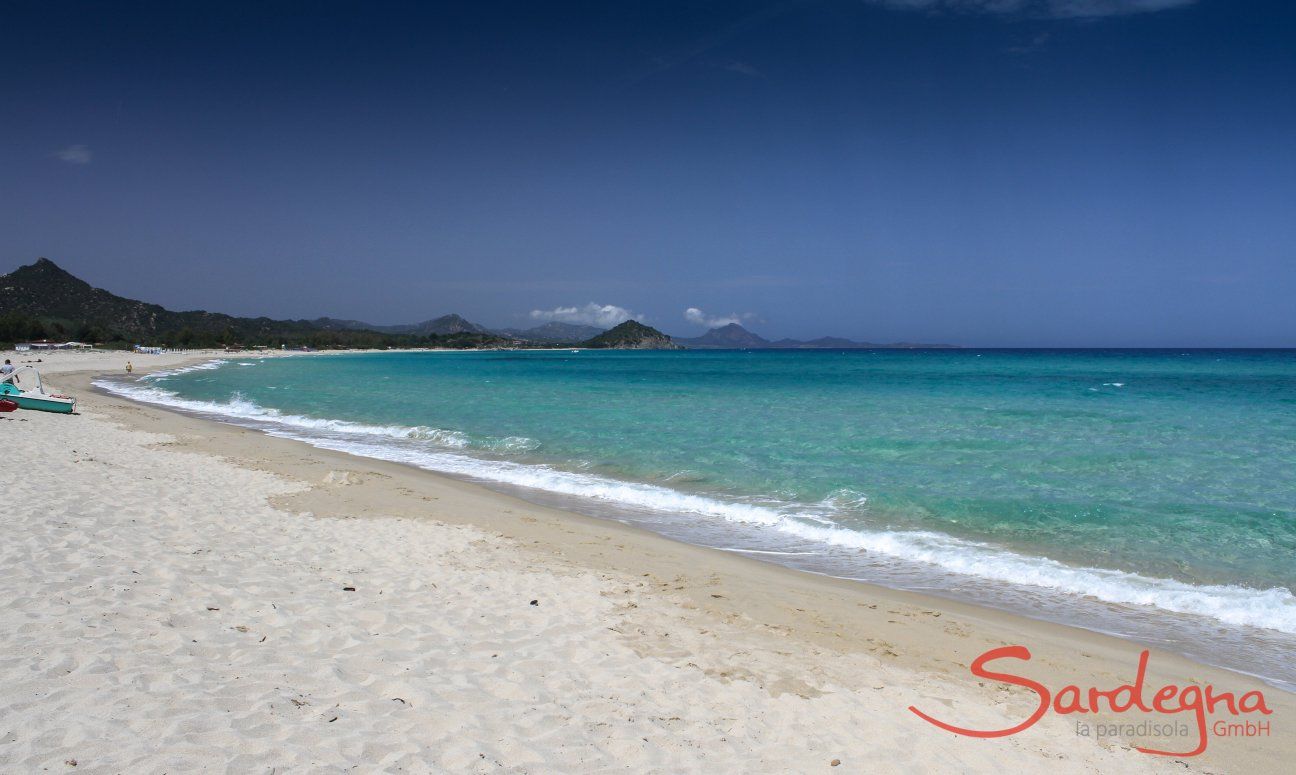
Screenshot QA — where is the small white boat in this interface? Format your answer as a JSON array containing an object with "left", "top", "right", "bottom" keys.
[{"left": 0, "top": 366, "right": 77, "bottom": 413}]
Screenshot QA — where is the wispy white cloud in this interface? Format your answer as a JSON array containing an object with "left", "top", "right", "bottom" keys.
[
  {"left": 54, "top": 144, "right": 92, "bottom": 164},
  {"left": 1050, "top": 0, "right": 1195, "bottom": 17},
  {"left": 684, "top": 307, "right": 757, "bottom": 329},
  {"left": 723, "top": 60, "right": 763, "bottom": 78},
  {"left": 866, "top": 0, "right": 1197, "bottom": 19},
  {"left": 530, "top": 303, "right": 641, "bottom": 328}
]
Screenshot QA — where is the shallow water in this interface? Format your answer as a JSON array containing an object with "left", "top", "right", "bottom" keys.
[{"left": 97, "top": 348, "right": 1296, "bottom": 688}]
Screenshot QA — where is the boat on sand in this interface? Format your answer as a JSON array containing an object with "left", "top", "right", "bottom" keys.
[{"left": 0, "top": 366, "right": 77, "bottom": 413}]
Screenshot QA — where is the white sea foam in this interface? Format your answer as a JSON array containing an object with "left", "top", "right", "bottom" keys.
[
  {"left": 97, "top": 379, "right": 472, "bottom": 448},
  {"left": 484, "top": 436, "right": 542, "bottom": 453},
  {"left": 95, "top": 376, "right": 1296, "bottom": 636},
  {"left": 140, "top": 359, "right": 230, "bottom": 380},
  {"left": 819, "top": 488, "right": 869, "bottom": 510},
  {"left": 719, "top": 548, "right": 820, "bottom": 556}
]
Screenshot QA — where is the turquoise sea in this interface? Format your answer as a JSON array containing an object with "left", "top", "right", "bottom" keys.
[{"left": 98, "top": 349, "right": 1296, "bottom": 687}]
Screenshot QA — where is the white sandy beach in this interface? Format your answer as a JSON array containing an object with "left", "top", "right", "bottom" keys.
[{"left": 1, "top": 350, "right": 1290, "bottom": 772}]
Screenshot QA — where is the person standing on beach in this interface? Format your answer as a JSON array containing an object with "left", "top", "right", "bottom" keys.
[
  {"left": 126, "top": 361, "right": 133, "bottom": 374},
  {"left": 0, "top": 359, "right": 13, "bottom": 376}
]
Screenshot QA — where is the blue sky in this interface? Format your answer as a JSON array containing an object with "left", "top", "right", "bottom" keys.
[{"left": 2, "top": 0, "right": 1293, "bottom": 345}]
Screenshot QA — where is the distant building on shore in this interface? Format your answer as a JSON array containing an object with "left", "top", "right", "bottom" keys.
[{"left": 15, "top": 340, "right": 92, "bottom": 351}]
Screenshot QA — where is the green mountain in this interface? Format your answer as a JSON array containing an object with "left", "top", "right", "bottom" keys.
[
  {"left": 0, "top": 258, "right": 512, "bottom": 350},
  {"left": 400, "top": 314, "right": 490, "bottom": 336},
  {"left": 582, "top": 320, "right": 679, "bottom": 349},
  {"left": 2, "top": 258, "right": 176, "bottom": 338}
]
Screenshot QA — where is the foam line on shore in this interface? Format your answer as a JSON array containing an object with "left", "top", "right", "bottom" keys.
[{"left": 94, "top": 376, "right": 1296, "bottom": 636}]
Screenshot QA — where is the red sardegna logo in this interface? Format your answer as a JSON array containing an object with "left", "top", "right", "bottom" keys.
[{"left": 909, "top": 645, "right": 1272, "bottom": 757}]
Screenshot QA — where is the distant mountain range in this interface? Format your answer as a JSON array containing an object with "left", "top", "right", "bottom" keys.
[
  {"left": 318, "top": 315, "right": 673, "bottom": 348},
  {"left": 326, "top": 318, "right": 953, "bottom": 349},
  {"left": 495, "top": 321, "right": 606, "bottom": 342},
  {"left": 315, "top": 316, "right": 603, "bottom": 342},
  {"left": 675, "top": 322, "right": 954, "bottom": 349},
  {"left": 313, "top": 314, "right": 491, "bottom": 337},
  {"left": 1, "top": 258, "right": 953, "bottom": 351},
  {"left": 0, "top": 258, "right": 678, "bottom": 350},
  {"left": 0, "top": 259, "right": 512, "bottom": 350}
]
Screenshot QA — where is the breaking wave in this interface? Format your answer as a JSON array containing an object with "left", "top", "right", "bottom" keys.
[{"left": 94, "top": 374, "right": 1296, "bottom": 637}]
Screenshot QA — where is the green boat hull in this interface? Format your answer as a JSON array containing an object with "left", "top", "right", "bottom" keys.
[
  {"left": 13, "top": 394, "right": 75, "bottom": 413},
  {"left": 1, "top": 371, "right": 76, "bottom": 413}
]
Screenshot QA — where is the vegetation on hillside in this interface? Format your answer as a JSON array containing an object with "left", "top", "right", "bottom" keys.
[
  {"left": 0, "top": 258, "right": 517, "bottom": 350},
  {"left": 0, "top": 258, "right": 698, "bottom": 352},
  {"left": 583, "top": 320, "right": 680, "bottom": 349}
]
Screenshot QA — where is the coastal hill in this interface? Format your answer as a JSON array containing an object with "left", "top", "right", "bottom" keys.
[
  {"left": 678, "top": 322, "right": 955, "bottom": 349},
  {"left": 407, "top": 314, "right": 490, "bottom": 336},
  {"left": 2, "top": 257, "right": 184, "bottom": 338},
  {"left": 676, "top": 323, "right": 771, "bottom": 348},
  {"left": 0, "top": 258, "right": 512, "bottom": 349},
  {"left": 583, "top": 320, "right": 680, "bottom": 350}
]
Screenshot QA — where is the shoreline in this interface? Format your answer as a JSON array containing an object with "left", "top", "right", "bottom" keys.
[
  {"left": 87, "top": 348, "right": 1296, "bottom": 693},
  {"left": 6, "top": 348, "right": 1292, "bottom": 771}
]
